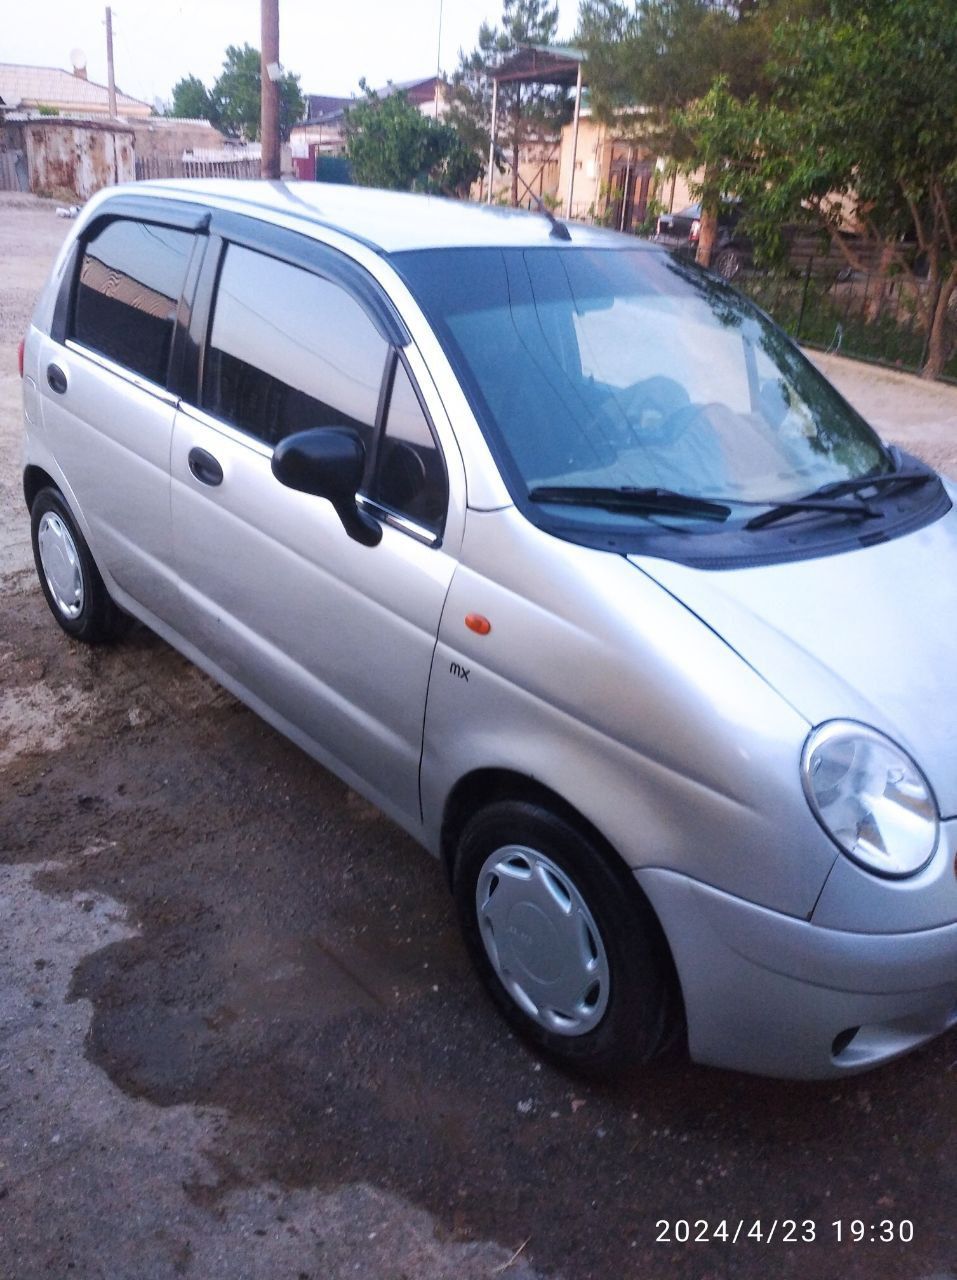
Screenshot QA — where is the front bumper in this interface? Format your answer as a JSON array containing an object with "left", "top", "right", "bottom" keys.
[{"left": 637, "top": 864, "right": 957, "bottom": 1079}]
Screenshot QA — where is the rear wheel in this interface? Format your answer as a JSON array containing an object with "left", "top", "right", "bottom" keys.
[
  {"left": 31, "top": 487, "right": 128, "bottom": 644},
  {"left": 713, "top": 247, "right": 743, "bottom": 280},
  {"left": 453, "top": 800, "right": 680, "bottom": 1073}
]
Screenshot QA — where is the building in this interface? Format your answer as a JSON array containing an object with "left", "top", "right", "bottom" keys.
[
  {"left": 0, "top": 61, "right": 269, "bottom": 193},
  {"left": 290, "top": 76, "right": 445, "bottom": 164},
  {"left": 0, "top": 61, "right": 152, "bottom": 120},
  {"left": 482, "top": 48, "right": 694, "bottom": 229},
  {"left": 555, "top": 109, "right": 695, "bottom": 230}
]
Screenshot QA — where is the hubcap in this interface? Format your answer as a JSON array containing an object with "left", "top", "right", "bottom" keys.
[
  {"left": 37, "top": 512, "right": 84, "bottom": 619},
  {"left": 475, "top": 845, "right": 610, "bottom": 1036}
]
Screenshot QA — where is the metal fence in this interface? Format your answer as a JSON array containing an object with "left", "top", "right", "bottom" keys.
[
  {"left": 734, "top": 259, "right": 957, "bottom": 382},
  {"left": 134, "top": 155, "right": 261, "bottom": 181},
  {"left": 0, "top": 149, "right": 27, "bottom": 192}
]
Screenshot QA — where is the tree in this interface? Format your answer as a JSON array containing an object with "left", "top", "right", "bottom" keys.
[
  {"left": 578, "top": 0, "right": 785, "bottom": 261},
  {"left": 210, "top": 43, "right": 304, "bottom": 141},
  {"left": 170, "top": 74, "right": 219, "bottom": 123},
  {"left": 700, "top": 0, "right": 957, "bottom": 376},
  {"left": 434, "top": 126, "right": 486, "bottom": 198},
  {"left": 449, "top": 0, "right": 569, "bottom": 207},
  {"left": 344, "top": 85, "right": 481, "bottom": 196}
]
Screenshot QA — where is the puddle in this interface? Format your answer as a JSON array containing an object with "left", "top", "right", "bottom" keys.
[{"left": 0, "top": 858, "right": 543, "bottom": 1279}]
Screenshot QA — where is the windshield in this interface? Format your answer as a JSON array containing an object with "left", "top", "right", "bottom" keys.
[{"left": 392, "top": 247, "right": 889, "bottom": 518}]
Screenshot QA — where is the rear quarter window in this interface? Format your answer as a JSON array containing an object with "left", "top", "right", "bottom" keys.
[{"left": 72, "top": 218, "right": 194, "bottom": 385}]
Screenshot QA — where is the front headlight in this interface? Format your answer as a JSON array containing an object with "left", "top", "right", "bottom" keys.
[{"left": 801, "top": 721, "right": 938, "bottom": 877}]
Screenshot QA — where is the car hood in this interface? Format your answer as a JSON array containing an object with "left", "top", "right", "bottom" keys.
[{"left": 630, "top": 496, "right": 957, "bottom": 818}]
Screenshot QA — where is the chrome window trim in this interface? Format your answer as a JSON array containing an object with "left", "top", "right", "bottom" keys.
[
  {"left": 64, "top": 339, "right": 180, "bottom": 408},
  {"left": 178, "top": 403, "right": 439, "bottom": 546},
  {"left": 176, "top": 401, "right": 275, "bottom": 460},
  {"left": 356, "top": 495, "right": 440, "bottom": 548}
]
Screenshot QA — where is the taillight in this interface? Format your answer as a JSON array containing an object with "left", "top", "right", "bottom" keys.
[
  {"left": 17, "top": 337, "right": 25, "bottom": 378},
  {"left": 690, "top": 220, "right": 701, "bottom": 241}
]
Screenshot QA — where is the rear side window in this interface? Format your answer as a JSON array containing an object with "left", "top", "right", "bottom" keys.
[
  {"left": 72, "top": 219, "right": 194, "bottom": 385},
  {"left": 203, "top": 244, "right": 389, "bottom": 449}
]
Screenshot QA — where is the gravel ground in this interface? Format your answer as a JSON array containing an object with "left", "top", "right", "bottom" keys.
[{"left": 1, "top": 194, "right": 956, "bottom": 1280}]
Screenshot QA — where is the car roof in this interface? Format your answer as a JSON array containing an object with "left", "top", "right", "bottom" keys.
[{"left": 127, "top": 179, "right": 657, "bottom": 256}]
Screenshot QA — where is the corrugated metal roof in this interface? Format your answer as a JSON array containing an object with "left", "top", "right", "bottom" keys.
[
  {"left": 304, "top": 94, "right": 353, "bottom": 123},
  {"left": 302, "top": 77, "right": 439, "bottom": 124},
  {"left": 491, "top": 47, "right": 585, "bottom": 86},
  {"left": 0, "top": 63, "right": 151, "bottom": 114}
]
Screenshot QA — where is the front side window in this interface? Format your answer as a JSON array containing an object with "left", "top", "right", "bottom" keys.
[
  {"left": 73, "top": 219, "right": 194, "bottom": 385},
  {"left": 369, "top": 360, "right": 446, "bottom": 530},
  {"left": 203, "top": 244, "right": 389, "bottom": 449}
]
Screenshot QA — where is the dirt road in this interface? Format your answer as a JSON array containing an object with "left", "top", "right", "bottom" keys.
[{"left": 1, "top": 194, "right": 955, "bottom": 1280}]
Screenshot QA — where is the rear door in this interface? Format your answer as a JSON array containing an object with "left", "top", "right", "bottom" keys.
[
  {"left": 37, "top": 207, "right": 204, "bottom": 617},
  {"left": 169, "top": 224, "right": 465, "bottom": 826}
]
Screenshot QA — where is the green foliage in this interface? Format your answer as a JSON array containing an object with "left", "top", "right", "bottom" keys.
[
  {"left": 35, "top": 104, "right": 60, "bottom": 116},
  {"left": 194, "top": 43, "right": 305, "bottom": 141},
  {"left": 578, "top": 0, "right": 779, "bottom": 158},
  {"left": 212, "top": 44, "right": 262, "bottom": 138},
  {"left": 344, "top": 86, "right": 481, "bottom": 196},
  {"left": 577, "top": 1, "right": 786, "bottom": 251},
  {"left": 170, "top": 74, "right": 218, "bottom": 123},
  {"left": 434, "top": 125, "right": 486, "bottom": 196},
  {"left": 699, "top": 0, "right": 957, "bottom": 372},
  {"left": 448, "top": 0, "right": 570, "bottom": 202},
  {"left": 578, "top": 0, "right": 957, "bottom": 372}
]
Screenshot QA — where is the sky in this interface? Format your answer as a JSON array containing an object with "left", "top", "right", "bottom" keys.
[{"left": 4, "top": 0, "right": 576, "bottom": 109}]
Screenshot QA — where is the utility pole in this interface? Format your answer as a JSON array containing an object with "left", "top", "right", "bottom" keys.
[
  {"left": 433, "top": 0, "right": 443, "bottom": 120},
  {"left": 486, "top": 76, "right": 498, "bottom": 204},
  {"left": 105, "top": 6, "right": 117, "bottom": 118},
  {"left": 260, "top": 0, "right": 281, "bottom": 179}
]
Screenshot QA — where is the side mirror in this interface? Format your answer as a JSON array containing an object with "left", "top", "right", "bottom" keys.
[{"left": 271, "top": 427, "right": 382, "bottom": 547}]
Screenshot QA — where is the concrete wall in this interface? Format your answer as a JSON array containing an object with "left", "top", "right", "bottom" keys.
[
  {"left": 291, "top": 121, "right": 346, "bottom": 156},
  {"left": 556, "top": 114, "right": 606, "bottom": 221},
  {"left": 555, "top": 114, "right": 696, "bottom": 226},
  {"left": 131, "top": 118, "right": 226, "bottom": 162}
]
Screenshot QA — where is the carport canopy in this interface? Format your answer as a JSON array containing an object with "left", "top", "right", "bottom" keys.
[{"left": 485, "top": 44, "right": 586, "bottom": 218}]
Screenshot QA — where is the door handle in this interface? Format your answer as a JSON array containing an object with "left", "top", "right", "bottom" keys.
[
  {"left": 187, "top": 447, "right": 224, "bottom": 487},
  {"left": 47, "top": 363, "right": 68, "bottom": 394}
]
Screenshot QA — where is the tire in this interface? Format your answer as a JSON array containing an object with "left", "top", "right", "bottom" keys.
[
  {"left": 30, "top": 487, "right": 128, "bottom": 644},
  {"left": 453, "top": 800, "right": 681, "bottom": 1074},
  {"left": 713, "top": 248, "right": 743, "bottom": 281}
]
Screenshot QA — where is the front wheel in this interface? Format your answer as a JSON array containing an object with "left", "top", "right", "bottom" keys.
[
  {"left": 453, "top": 800, "right": 680, "bottom": 1074},
  {"left": 31, "top": 487, "right": 128, "bottom": 644}
]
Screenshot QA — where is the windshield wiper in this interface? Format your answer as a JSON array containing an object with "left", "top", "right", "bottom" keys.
[
  {"left": 745, "top": 496, "right": 883, "bottom": 530},
  {"left": 804, "top": 466, "right": 935, "bottom": 501},
  {"left": 528, "top": 485, "right": 731, "bottom": 521},
  {"left": 745, "top": 459, "right": 937, "bottom": 531}
]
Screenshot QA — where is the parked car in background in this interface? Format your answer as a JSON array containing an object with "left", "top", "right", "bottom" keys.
[
  {"left": 655, "top": 200, "right": 751, "bottom": 279},
  {"left": 654, "top": 202, "right": 702, "bottom": 244},
  {"left": 20, "top": 180, "right": 957, "bottom": 1080}
]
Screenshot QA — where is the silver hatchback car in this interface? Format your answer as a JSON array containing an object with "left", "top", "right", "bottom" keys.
[{"left": 21, "top": 180, "right": 957, "bottom": 1079}]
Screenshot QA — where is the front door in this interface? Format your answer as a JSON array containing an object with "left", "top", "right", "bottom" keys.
[{"left": 170, "top": 239, "right": 462, "bottom": 827}]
